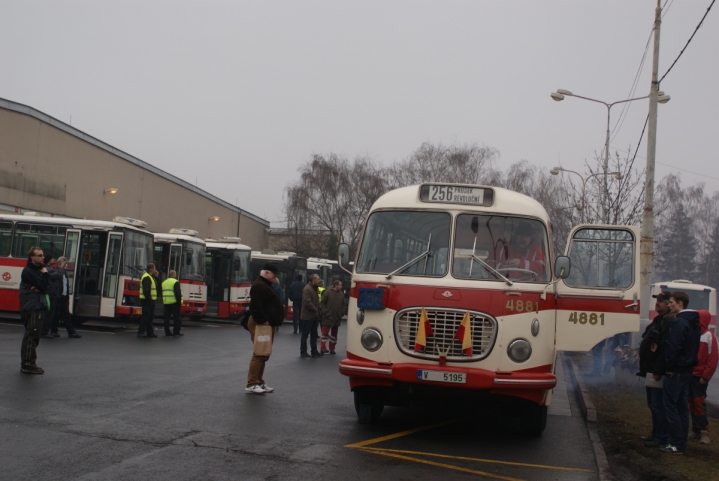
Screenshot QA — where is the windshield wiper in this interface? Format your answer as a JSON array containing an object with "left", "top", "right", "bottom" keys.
[
  {"left": 386, "top": 234, "right": 432, "bottom": 279},
  {"left": 468, "top": 237, "right": 513, "bottom": 286}
]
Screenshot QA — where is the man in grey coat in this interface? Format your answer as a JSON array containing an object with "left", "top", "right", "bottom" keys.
[{"left": 299, "top": 274, "right": 322, "bottom": 358}]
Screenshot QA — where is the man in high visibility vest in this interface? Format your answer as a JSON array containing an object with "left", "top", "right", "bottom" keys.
[
  {"left": 162, "top": 270, "right": 184, "bottom": 337},
  {"left": 138, "top": 263, "right": 159, "bottom": 338}
]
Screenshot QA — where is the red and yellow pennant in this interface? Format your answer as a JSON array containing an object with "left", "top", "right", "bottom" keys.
[
  {"left": 454, "top": 311, "right": 473, "bottom": 356},
  {"left": 414, "top": 308, "right": 434, "bottom": 352}
]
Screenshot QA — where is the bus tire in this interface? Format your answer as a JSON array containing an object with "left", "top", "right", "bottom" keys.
[
  {"left": 519, "top": 404, "right": 547, "bottom": 436},
  {"left": 354, "top": 390, "right": 384, "bottom": 424}
]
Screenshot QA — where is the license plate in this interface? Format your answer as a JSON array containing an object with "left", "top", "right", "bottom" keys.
[
  {"left": 196, "top": 308, "right": 203, "bottom": 312},
  {"left": 416, "top": 370, "right": 466, "bottom": 384}
]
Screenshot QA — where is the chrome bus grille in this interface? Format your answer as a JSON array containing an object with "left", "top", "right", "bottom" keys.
[{"left": 395, "top": 308, "right": 497, "bottom": 361}]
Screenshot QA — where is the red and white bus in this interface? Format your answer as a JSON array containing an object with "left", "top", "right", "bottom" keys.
[
  {"left": 0, "top": 214, "right": 154, "bottom": 320},
  {"left": 153, "top": 229, "right": 207, "bottom": 320},
  {"left": 649, "top": 280, "right": 716, "bottom": 332},
  {"left": 205, "top": 238, "right": 252, "bottom": 319},
  {"left": 338, "top": 183, "right": 640, "bottom": 434}
]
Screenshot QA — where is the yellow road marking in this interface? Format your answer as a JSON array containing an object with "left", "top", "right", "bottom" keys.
[
  {"left": 344, "top": 419, "right": 459, "bottom": 449},
  {"left": 359, "top": 448, "right": 524, "bottom": 481},
  {"left": 361, "top": 447, "right": 592, "bottom": 472}
]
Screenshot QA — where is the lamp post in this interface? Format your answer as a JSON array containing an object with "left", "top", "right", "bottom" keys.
[
  {"left": 550, "top": 89, "right": 670, "bottom": 222},
  {"left": 550, "top": 167, "right": 623, "bottom": 223}
]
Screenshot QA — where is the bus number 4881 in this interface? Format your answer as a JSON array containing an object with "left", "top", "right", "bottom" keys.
[{"left": 568, "top": 312, "right": 605, "bottom": 326}]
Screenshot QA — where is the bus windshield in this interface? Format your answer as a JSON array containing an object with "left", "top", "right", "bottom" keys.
[
  {"left": 182, "top": 242, "right": 206, "bottom": 281},
  {"left": 232, "top": 250, "right": 252, "bottom": 284},
  {"left": 123, "top": 231, "right": 154, "bottom": 277},
  {"left": 453, "top": 215, "right": 550, "bottom": 283},
  {"left": 356, "top": 210, "right": 450, "bottom": 276}
]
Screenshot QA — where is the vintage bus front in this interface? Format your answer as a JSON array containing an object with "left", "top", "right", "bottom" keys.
[
  {"left": 153, "top": 229, "right": 207, "bottom": 319},
  {"left": 649, "top": 280, "right": 716, "bottom": 332},
  {"left": 205, "top": 238, "right": 252, "bottom": 319},
  {"left": 339, "top": 184, "right": 640, "bottom": 434}
]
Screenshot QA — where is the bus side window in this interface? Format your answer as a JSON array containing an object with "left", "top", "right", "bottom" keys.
[
  {"left": 0, "top": 222, "right": 12, "bottom": 256},
  {"left": 565, "top": 228, "right": 635, "bottom": 289}
]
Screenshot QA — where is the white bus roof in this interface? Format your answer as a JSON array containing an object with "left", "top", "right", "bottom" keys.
[
  {"left": 252, "top": 251, "right": 294, "bottom": 261},
  {"left": 154, "top": 233, "right": 206, "bottom": 245},
  {"left": 206, "top": 241, "right": 252, "bottom": 251},
  {"left": 371, "top": 184, "right": 550, "bottom": 223},
  {"left": 0, "top": 214, "right": 151, "bottom": 235},
  {"left": 652, "top": 280, "right": 715, "bottom": 292}
]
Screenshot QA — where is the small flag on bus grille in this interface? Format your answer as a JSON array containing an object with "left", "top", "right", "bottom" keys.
[
  {"left": 454, "top": 311, "right": 473, "bottom": 356},
  {"left": 414, "top": 308, "right": 434, "bottom": 352}
]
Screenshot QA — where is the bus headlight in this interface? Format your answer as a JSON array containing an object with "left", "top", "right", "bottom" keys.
[
  {"left": 507, "top": 339, "right": 532, "bottom": 363},
  {"left": 356, "top": 308, "right": 365, "bottom": 325},
  {"left": 361, "top": 328, "right": 382, "bottom": 352}
]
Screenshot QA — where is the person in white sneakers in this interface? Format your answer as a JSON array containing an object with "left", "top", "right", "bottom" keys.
[
  {"left": 688, "top": 310, "right": 718, "bottom": 444},
  {"left": 245, "top": 264, "right": 284, "bottom": 394}
]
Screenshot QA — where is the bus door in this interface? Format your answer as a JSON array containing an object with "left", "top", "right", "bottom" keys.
[
  {"left": 168, "top": 244, "right": 182, "bottom": 282},
  {"left": 73, "top": 231, "right": 107, "bottom": 318},
  {"left": 99, "top": 233, "right": 123, "bottom": 318},
  {"left": 63, "top": 229, "right": 81, "bottom": 313},
  {"left": 555, "top": 225, "right": 641, "bottom": 351},
  {"left": 207, "top": 251, "right": 231, "bottom": 316}
]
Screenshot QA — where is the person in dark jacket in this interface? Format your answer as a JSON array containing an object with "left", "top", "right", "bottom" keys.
[
  {"left": 49, "top": 257, "right": 81, "bottom": 338},
  {"left": 660, "top": 291, "right": 701, "bottom": 454},
  {"left": 299, "top": 274, "right": 322, "bottom": 358},
  {"left": 638, "top": 291, "right": 674, "bottom": 447},
  {"left": 288, "top": 275, "right": 304, "bottom": 334},
  {"left": 138, "top": 263, "right": 159, "bottom": 338},
  {"left": 40, "top": 256, "right": 62, "bottom": 339},
  {"left": 245, "top": 263, "right": 284, "bottom": 394},
  {"left": 19, "top": 246, "right": 51, "bottom": 374}
]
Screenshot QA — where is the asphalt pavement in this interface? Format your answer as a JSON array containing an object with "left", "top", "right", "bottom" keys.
[{"left": 0, "top": 319, "right": 601, "bottom": 480}]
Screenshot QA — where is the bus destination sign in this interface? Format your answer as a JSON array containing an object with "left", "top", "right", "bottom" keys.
[{"left": 419, "top": 184, "right": 494, "bottom": 207}]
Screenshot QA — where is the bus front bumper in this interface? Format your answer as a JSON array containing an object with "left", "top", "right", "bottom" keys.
[{"left": 339, "top": 357, "right": 557, "bottom": 392}]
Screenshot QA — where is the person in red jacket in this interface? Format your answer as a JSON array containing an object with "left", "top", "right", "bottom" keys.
[{"left": 688, "top": 310, "right": 718, "bottom": 444}]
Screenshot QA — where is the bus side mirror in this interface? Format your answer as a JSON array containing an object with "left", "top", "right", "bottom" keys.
[
  {"left": 554, "top": 256, "right": 571, "bottom": 279},
  {"left": 338, "top": 243, "right": 350, "bottom": 267}
]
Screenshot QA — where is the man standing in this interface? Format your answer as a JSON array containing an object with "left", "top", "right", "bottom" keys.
[
  {"left": 688, "top": 309, "right": 718, "bottom": 444},
  {"left": 638, "top": 291, "right": 673, "bottom": 448},
  {"left": 320, "top": 280, "right": 345, "bottom": 355},
  {"left": 300, "top": 274, "right": 322, "bottom": 358},
  {"left": 162, "top": 270, "right": 183, "bottom": 337},
  {"left": 660, "top": 291, "right": 701, "bottom": 454},
  {"left": 138, "top": 263, "right": 159, "bottom": 338},
  {"left": 19, "top": 246, "right": 51, "bottom": 374},
  {"left": 51, "top": 257, "right": 81, "bottom": 338},
  {"left": 288, "top": 275, "right": 304, "bottom": 334},
  {"left": 41, "top": 256, "right": 62, "bottom": 339},
  {"left": 246, "top": 263, "right": 284, "bottom": 394}
]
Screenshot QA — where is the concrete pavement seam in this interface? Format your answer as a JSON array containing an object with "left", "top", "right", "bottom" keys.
[{"left": 566, "top": 355, "right": 611, "bottom": 481}]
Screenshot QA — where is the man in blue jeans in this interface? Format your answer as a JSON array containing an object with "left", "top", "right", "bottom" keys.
[{"left": 661, "top": 291, "right": 700, "bottom": 454}]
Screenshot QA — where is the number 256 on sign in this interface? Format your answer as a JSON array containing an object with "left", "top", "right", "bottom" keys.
[{"left": 568, "top": 312, "right": 605, "bottom": 326}]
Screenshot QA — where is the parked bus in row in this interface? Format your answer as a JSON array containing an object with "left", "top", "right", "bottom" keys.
[
  {"left": 153, "top": 229, "right": 207, "bottom": 320},
  {"left": 649, "top": 280, "right": 716, "bottom": 332},
  {"left": 251, "top": 251, "right": 307, "bottom": 321},
  {"left": 205, "top": 238, "right": 252, "bottom": 319},
  {"left": 0, "top": 214, "right": 154, "bottom": 321},
  {"left": 337, "top": 183, "right": 641, "bottom": 434}
]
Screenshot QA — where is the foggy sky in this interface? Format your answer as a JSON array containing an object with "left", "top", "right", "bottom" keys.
[{"left": 2, "top": 1, "right": 717, "bottom": 225}]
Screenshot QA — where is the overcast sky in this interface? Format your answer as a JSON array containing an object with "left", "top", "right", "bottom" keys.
[{"left": 2, "top": 1, "right": 717, "bottom": 224}]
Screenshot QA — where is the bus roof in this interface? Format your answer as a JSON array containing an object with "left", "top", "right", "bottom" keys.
[
  {"left": 206, "top": 242, "right": 252, "bottom": 251},
  {"left": 154, "top": 233, "right": 206, "bottom": 245},
  {"left": 371, "top": 184, "right": 550, "bottom": 223},
  {"left": 0, "top": 213, "right": 151, "bottom": 235},
  {"left": 652, "top": 280, "right": 715, "bottom": 292}
]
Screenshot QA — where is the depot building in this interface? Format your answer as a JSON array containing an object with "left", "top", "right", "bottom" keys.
[{"left": 0, "top": 97, "right": 268, "bottom": 249}]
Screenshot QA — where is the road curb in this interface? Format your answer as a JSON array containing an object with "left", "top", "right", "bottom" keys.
[{"left": 566, "top": 356, "right": 611, "bottom": 481}]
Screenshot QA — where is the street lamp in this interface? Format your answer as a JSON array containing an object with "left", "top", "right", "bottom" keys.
[
  {"left": 550, "top": 88, "right": 669, "bottom": 221},
  {"left": 550, "top": 167, "right": 622, "bottom": 219}
]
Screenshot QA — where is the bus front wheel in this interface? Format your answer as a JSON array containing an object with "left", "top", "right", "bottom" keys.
[
  {"left": 354, "top": 389, "right": 384, "bottom": 424},
  {"left": 519, "top": 404, "right": 547, "bottom": 436}
]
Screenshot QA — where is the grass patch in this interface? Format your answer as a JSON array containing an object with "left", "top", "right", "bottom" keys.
[{"left": 570, "top": 353, "right": 719, "bottom": 481}]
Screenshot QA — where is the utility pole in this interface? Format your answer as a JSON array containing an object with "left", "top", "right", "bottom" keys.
[{"left": 639, "top": 0, "right": 662, "bottom": 325}]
